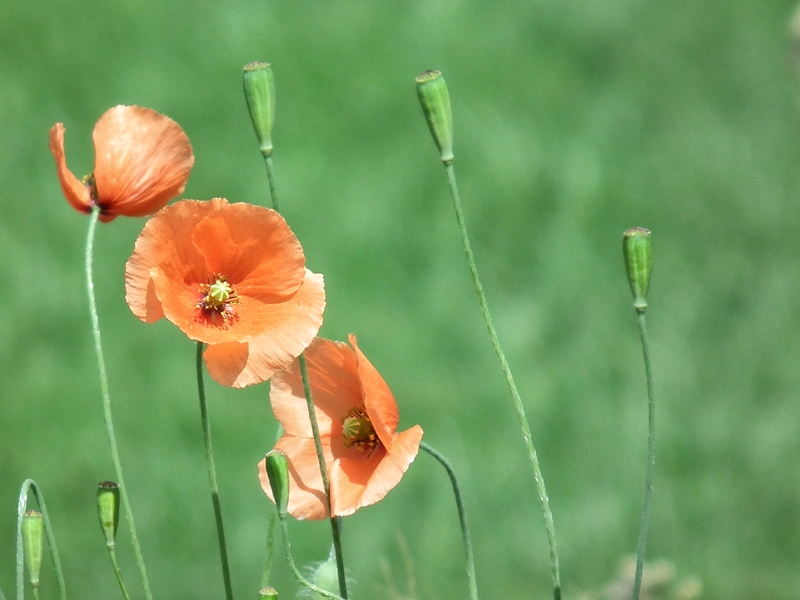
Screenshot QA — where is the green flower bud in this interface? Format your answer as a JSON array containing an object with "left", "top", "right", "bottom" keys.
[
  {"left": 265, "top": 450, "right": 290, "bottom": 518},
  {"left": 243, "top": 61, "right": 276, "bottom": 156},
  {"left": 623, "top": 228, "right": 653, "bottom": 312},
  {"left": 259, "top": 586, "right": 279, "bottom": 599},
  {"left": 416, "top": 70, "right": 454, "bottom": 164},
  {"left": 22, "top": 510, "right": 44, "bottom": 587},
  {"left": 97, "top": 481, "right": 120, "bottom": 547}
]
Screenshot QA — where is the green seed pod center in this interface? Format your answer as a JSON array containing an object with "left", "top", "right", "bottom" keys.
[
  {"left": 197, "top": 275, "right": 240, "bottom": 322},
  {"left": 342, "top": 406, "right": 379, "bottom": 453}
]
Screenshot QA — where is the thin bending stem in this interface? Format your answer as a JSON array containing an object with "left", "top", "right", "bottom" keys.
[
  {"left": 444, "top": 163, "right": 561, "bottom": 600},
  {"left": 419, "top": 442, "right": 478, "bottom": 600},
  {"left": 107, "top": 549, "right": 132, "bottom": 600},
  {"left": 263, "top": 154, "right": 280, "bottom": 212},
  {"left": 85, "top": 207, "right": 152, "bottom": 600},
  {"left": 298, "top": 354, "right": 348, "bottom": 599},
  {"left": 277, "top": 518, "right": 344, "bottom": 600},
  {"left": 631, "top": 312, "right": 656, "bottom": 600},
  {"left": 195, "top": 342, "right": 234, "bottom": 600},
  {"left": 16, "top": 480, "right": 67, "bottom": 600}
]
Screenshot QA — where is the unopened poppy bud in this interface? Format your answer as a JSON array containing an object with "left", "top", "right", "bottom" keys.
[
  {"left": 259, "top": 586, "right": 279, "bottom": 599},
  {"left": 97, "top": 481, "right": 120, "bottom": 547},
  {"left": 22, "top": 510, "right": 44, "bottom": 587},
  {"left": 265, "top": 450, "right": 290, "bottom": 518},
  {"left": 244, "top": 61, "right": 276, "bottom": 157},
  {"left": 416, "top": 70, "right": 454, "bottom": 164},
  {"left": 623, "top": 228, "right": 653, "bottom": 312}
]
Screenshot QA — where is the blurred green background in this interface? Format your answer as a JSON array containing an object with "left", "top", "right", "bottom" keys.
[{"left": 3, "top": 0, "right": 800, "bottom": 598}]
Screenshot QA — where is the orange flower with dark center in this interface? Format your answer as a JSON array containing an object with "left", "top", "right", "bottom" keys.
[
  {"left": 125, "top": 198, "right": 325, "bottom": 388},
  {"left": 259, "top": 335, "right": 423, "bottom": 519},
  {"left": 49, "top": 105, "right": 194, "bottom": 222}
]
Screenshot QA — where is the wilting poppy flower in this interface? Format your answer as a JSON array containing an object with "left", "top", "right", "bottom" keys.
[
  {"left": 49, "top": 105, "right": 194, "bottom": 222},
  {"left": 125, "top": 198, "right": 325, "bottom": 388},
  {"left": 259, "top": 335, "right": 423, "bottom": 519}
]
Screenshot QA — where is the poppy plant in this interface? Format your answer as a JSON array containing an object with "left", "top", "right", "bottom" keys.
[
  {"left": 49, "top": 105, "right": 194, "bottom": 222},
  {"left": 125, "top": 198, "right": 325, "bottom": 388},
  {"left": 259, "top": 335, "right": 423, "bottom": 519}
]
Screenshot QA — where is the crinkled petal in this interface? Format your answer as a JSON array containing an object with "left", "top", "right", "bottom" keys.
[
  {"left": 259, "top": 435, "right": 334, "bottom": 520},
  {"left": 270, "top": 337, "right": 362, "bottom": 438},
  {"left": 330, "top": 425, "right": 423, "bottom": 516},
  {"left": 350, "top": 334, "right": 399, "bottom": 447},
  {"left": 93, "top": 105, "right": 194, "bottom": 219},
  {"left": 49, "top": 123, "right": 93, "bottom": 216}
]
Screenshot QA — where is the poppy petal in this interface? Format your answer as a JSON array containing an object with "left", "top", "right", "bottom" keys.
[
  {"left": 93, "top": 105, "right": 194, "bottom": 219},
  {"left": 48, "top": 123, "right": 93, "bottom": 215},
  {"left": 270, "top": 337, "right": 363, "bottom": 438},
  {"left": 350, "top": 335, "right": 399, "bottom": 447}
]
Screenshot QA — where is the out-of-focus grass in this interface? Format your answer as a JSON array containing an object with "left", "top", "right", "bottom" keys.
[{"left": 2, "top": 1, "right": 800, "bottom": 598}]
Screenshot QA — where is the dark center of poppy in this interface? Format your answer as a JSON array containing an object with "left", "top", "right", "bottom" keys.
[
  {"left": 196, "top": 275, "right": 240, "bottom": 323},
  {"left": 341, "top": 406, "right": 379, "bottom": 454}
]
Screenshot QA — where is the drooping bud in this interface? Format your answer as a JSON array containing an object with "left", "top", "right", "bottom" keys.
[
  {"left": 259, "top": 586, "right": 279, "bottom": 599},
  {"left": 243, "top": 61, "right": 277, "bottom": 157},
  {"left": 22, "top": 510, "right": 44, "bottom": 588},
  {"left": 623, "top": 228, "right": 653, "bottom": 312},
  {"left": 97, "top": 481, "right": 120, "bottom": 547},
  {"left": 264, "top": 450, "right": 290, "bottom": 518},
  {"left": 309, "top": 546, "right": 340, "bottom": 600},
  {"left": 416, "top": 70, "right": 454, "bottom": 164}
]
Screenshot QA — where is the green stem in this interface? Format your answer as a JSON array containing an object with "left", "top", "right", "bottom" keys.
[
  {"left": 107, "top": 548, "right": 132, "bottom": 600},
  {"left": 444, "top": 162, "right": 561, "bottom": 600},
  {"left": 419, "top": 442, "right": 478, "bottom": 600},
  {"left": 277, "top": 517, "right": 344, "bottom": 600},
  {"left": 630, "top": 311, "right": 656, "bottom": 600},
  {"left": 85, "top": 207, "right": 152, "bottom": 600},
  {"left": 195, "top": 342, "right": 234, "bottom": 600},
  {"left": 263, "top": 153, "right": 280, "bottom": 212},
  {"left": 16, "top": 480, "right": 67, "bottom": 600},
  {"left": 260, "top": 510, "right": 278, "bottom": 589},
  {"left": 298, "top": 354, "right": 348, "bottom": 599}
]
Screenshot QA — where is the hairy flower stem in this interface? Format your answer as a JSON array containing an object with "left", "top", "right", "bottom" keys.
[
  {"left": 16, "top": 480, "right": 67, "bottom": 600},
  {"left": 443, "top": 163, "right": 561, "bottom": 600},
  {"left": 195, "top": 342, "right": 234, "bottom": 600},
  {"left": 631, "top": 312, "right": 656, "bottom": 600},
  {"left": 276, "top": 516, "right": 345, "bottom": 600},
  {"left": 298, "top": 354, "right": 349, "bottom": 598},
  {"left": 85, "top": 207, "right": 152, "bottom": 600},
  {"left": 419, "top": 442, "right": 479, "bottom": 600},
  {"left": 263, "top": 154, "right": 280, "bottom": 212}
]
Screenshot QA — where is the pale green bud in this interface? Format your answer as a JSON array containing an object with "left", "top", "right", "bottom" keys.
[
  {"left": 259, "top": 586, "right": 279, "bottom": 599},
  {"left": 243, "top": 61, "right": 276, "bottom": 156},
  {"left": 97, "top": 481, "right": 120, "bottom": 547},
  {"left": 416, "top": 70, "right": 454, "bottom": 164},
  {"left": 264, "top": 450, "right": 290, "bottom": 518},
  {"left": 623, "top": 228, "right": 653, "bottom": 312},
  {"left": 22, "top": 510, "right": 44, "bottom": 587}
]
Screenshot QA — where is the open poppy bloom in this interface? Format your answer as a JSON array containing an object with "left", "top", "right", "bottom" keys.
[
  {"left": 125, "top": 198, "right": 325, "bottom": 388},
  {"left": 259, "top": 335, "right": 423, "bottom": 519},
  {"left": 49, "top": 105, "right": 194, "bottom": 222}
]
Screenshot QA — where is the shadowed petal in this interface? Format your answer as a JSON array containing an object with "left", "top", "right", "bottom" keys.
[{"left": 49, "top": 123, "right": 92, "bottom": 216}]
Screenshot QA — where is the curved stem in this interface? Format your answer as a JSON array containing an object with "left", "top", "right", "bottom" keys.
[
  {"left": 107, "top": 548, "right": 132, "bottom": 600},
  {"left": 419, "top": 442, "right": 478, "bottom": 600},
  {"left": 631, "top": 312, "right": 656, "bottom": 600},
  {"left": 195, "top": 342, "right": 234, "bottom": 600},
  {"left": 277, "top": 517, "right": 344, "bottom": 600},
  {"left": 85, "top": 207, "right": 152, "bottom": 600},
  {"left": 263, "top": 154, "right": 280, "bottom": 212},
  {"left": 298, "top": 354, "right": 348, "bottom": 599},
  {"left": 444, "top": 163, "right": 561, "bottom": 600},
  {"left": 16, "top": 480, "right": 67, "bottom": 600}
]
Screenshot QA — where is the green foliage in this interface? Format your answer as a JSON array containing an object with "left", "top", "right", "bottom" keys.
[{"left": 2, "top": 0, "right": 800, "bottom": 598}]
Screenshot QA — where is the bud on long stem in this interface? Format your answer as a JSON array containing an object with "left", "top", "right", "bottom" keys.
[
  {"left": 416, "top": 70, "right": 454, "bottom": 164},
  {"left": 22, "top": 511, "right": 43, "bottom": 591},
  {"left": 244, "top": 61, "right": 277, "bottom": 157},
  {"left": 623, "top": 228, "right": 653, "bottom": 313}
]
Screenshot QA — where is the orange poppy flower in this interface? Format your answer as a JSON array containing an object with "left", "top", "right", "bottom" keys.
[
  {"left": 125, "top": 198, "right": 325, "bottom": 388},
  {"left": 259, "top": 335, "right": 423, "bottom": 519},
  {"left": 49, "top": 105, "right": 194, "bottom": 222}
]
